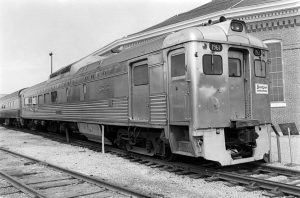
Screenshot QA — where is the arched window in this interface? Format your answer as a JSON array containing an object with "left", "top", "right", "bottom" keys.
[{"left": 264, "top": 40, "right": 284, "bottom": 103}]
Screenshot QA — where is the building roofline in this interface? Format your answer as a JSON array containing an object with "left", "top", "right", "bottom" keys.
[{"left": 91, "top": 0, "right": 299, "bottom": 57}]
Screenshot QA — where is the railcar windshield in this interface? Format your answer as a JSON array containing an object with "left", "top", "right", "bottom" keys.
[{"left": 203, "top": 54, "right": 223, "bottom": 75}]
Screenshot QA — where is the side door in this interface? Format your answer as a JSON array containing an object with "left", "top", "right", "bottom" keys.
[
  {"left": 168, "top": 49, "right": 190, "bottom": 123},
  {"left": 228, "top": 50, "right": 246, "bottom": 119},
  {"left": 131, "top": 60, "right": 149, "bottom": 122}
]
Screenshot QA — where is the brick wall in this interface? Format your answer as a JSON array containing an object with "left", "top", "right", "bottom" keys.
[{"left": 246, "top": 16, "right": 300, "bottom": 132}]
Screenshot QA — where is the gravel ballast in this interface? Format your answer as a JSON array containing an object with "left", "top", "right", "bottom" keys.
[{"left": 0, "top": 126, "right": 273, "bottom": 198}]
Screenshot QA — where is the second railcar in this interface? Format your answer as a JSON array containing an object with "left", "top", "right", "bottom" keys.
[{"left": 0, "top": 89, "right": 24, "bottom": 126}]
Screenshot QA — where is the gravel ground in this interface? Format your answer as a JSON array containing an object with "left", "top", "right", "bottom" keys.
[{"left": 0, "top": 126, "right": 290, "bottom": 198}]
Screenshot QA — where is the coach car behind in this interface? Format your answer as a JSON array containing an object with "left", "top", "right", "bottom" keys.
[{"left": 0, "top": 89, "right": 25, "bottom": 126}]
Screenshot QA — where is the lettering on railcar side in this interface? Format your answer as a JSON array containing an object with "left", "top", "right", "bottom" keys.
[{"left": 255, "top": 83, "right": 268, "bottom": 94}]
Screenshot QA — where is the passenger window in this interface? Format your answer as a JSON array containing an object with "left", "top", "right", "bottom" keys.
[
  {"left": 83, "top": 84, "right": 87, "bottom": 95},
  {"left": 171, "top": 53, "right": 185, "bottom": 77},
  {"left": 229, "top": 58, "right": 241, "bottom": 77},
  {"left": 51, "top": 91, "right": 57, "bottom": 103},
  {"left": 82, "top": 84, "right": 87, "bottom": 100},
  {"left": 254, "top": 60, "right": 266, "bottom": 78},
  {"left": 133, "top": 64, "right": 149, "bottom": 86},
  {"left": 38, "top": 95, "right": 43, "bottom": 104},
  {"left": 28, "top": 97, "right": 32, "bottom": 104},
  {"left": 66, "top": 88, "right": 70, "bottom": 97},
  {"left": 203, "top": 55, "right": 223, "bottom": 75},
  {"left": 44, "top": 93, "right": 50, "bottom": 104},
  {"left": 32, "top": 96, "right": 37, "bottom": 105}
]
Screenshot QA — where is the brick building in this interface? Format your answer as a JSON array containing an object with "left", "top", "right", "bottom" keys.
[{"left": 76, "top": 0, "right": 300, "bottom": 132}]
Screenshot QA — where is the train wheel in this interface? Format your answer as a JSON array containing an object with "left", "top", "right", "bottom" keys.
[
  {"left": 114, "top": 128, "right": 128, "bottom": 150},
  {"left": 162, "top": 145, "right": 177, "bottom": 162},
  {"left": 4, "top": 118, "right": 10, "bottom": 126}
]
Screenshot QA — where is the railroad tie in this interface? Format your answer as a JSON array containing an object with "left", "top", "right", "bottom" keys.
[
  {"left": 205, "top": 174, "right": 220, "bottom": 182},
  {"left": 263, "top": 187, "right": 285, "bottom": 197},
  {"left": 244, "top": 182, "right": 260, "bottom": 191}
]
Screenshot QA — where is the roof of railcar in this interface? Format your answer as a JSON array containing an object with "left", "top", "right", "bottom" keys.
[
  {"left": 74, "top": 35, "right": 167, "bottom": 74},
  {"left": 0, "top": 89, "right": 25, "bottom": 101},
  {"left": 100, "top": 36, "right": 166, "bottom": 67}
]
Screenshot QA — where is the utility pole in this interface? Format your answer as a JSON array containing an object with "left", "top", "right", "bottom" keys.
[{"left": 49, "top": 52, "right": 53, "bottom": 74}]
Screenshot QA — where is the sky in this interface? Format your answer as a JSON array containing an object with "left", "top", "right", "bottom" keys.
[{"left": 0, "top": 0, "right": 211, "bottom": 94}]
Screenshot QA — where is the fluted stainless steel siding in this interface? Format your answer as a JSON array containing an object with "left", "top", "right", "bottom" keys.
[
  {"left": 150, "top": 94, "right": 167, "bottom": 125},
  {"left": 22, "top": 97, "right": 128, "bottom": 123}
]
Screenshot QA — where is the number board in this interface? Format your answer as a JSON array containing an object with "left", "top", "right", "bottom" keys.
[
  {"left": 278, "top": 123, "right": 299, "bottom": 135},
  {"left": 209, "top": 43, "right": 222, "bottom": 52},
  {"left": 253, "top": 48, "right": 261, "bottom": 56}
]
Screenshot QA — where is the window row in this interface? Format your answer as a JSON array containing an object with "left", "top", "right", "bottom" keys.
[
  {"left": 24, "top": 85, "right": 87, "bottom": 105},
  {"left": 1, "top": 101, "right": 15, "bottom": 109},
  {"left": 170, "top": 53, "right": 266, "bottom": 77},
  {"left": 37, "top": 65, "right": 125, "bottom": 97}
]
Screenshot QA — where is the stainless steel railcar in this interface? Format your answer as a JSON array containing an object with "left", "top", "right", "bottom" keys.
[
  {"left": 17, "top": 19, "right": 271, "bottom": 165},
  {"left": 0, "top": 89, "right": 24, "bottom": 126}
]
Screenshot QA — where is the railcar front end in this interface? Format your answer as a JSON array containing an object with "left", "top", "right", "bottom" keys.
[{"left": 164, "top": 19, "right": 271, "bottom": 165}]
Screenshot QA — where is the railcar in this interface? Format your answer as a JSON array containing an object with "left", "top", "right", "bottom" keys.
[
  {"left": 0, "top": 89, "right": 25, "bottom": 126},
  {"left": 16, "top": 19, "right": 271, "bottom": 165}
]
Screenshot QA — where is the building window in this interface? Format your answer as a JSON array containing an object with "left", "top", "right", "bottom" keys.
[{"left": 264, "top": 40, "right": 284, "bottom": 102}]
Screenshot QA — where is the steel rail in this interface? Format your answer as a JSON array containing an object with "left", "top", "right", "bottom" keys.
[
  {"left": 0, "top": 170, "right": 46, "bottom": 198},
  {"left": 214, "top": 171, "right": 300, "bottom": 196},
  {"left": 0, "top": 147, "right": 153, "bottom": 198},
  {"left": 253, "top": 162, "right": 300, "bottom": 176}
]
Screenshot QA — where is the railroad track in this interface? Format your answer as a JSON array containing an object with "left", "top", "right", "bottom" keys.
[
  {"left": 2, "top": 126, "right": 300, "bottom": 197},
  {"left": 0, "top": 148, "right": 153, "bottom": 198},
  {"left": 121, "top": 154, "right": 300, "bottom": 197}
]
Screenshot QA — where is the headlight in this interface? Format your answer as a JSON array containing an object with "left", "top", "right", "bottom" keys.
[
  {"left": 231, "top": 22, "right": 243, "bottom": 32},
  {"left": 253, "top": 48, "right": 261, "bottom": 56}
]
